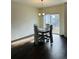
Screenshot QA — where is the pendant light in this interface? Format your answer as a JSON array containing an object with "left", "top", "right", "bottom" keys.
[{"left": 38, "top": 0, "right": 45, "bottom": 16}]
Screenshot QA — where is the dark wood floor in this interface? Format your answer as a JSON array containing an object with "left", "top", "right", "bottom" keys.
[{"left": 11, "top": 34, "right": 67, "bottom": 59}]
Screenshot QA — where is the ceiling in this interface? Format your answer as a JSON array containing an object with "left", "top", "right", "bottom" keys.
[{"left": 12, "top": 0, "right": 67, "bottom": 8}]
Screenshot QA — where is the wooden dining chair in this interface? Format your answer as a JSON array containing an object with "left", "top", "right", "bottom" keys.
[
  {"left": 49, "top": 25, "right": 53, "bottom": 43},
  {"left": 34, "top": 25, "right": 39, "bottom": 45},
  {"left": 44, "top": 25, "right": 53, "bottom": 43}
]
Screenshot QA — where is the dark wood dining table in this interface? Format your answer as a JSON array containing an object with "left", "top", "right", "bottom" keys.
[{"left": 37, "top": 28, "right": 50, "bottom": 42}]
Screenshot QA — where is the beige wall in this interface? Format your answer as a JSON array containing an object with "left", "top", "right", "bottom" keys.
[
  {"left": 11, "top": 2, "right": 38, "bottom": 40},
  {"left": 11, "top": 2, "right": 67, "bottom": 40},
  {"left": 38, "top": 3, "right": 66, "bottom": 35}
]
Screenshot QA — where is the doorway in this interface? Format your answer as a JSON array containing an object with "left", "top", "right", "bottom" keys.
[{"left": 43, "top": 14, "right": 60, "bottom": 34}]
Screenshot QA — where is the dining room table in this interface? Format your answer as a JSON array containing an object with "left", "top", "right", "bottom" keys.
[{"left": 37, "top": 27, "right": 50, "bottom": 43}]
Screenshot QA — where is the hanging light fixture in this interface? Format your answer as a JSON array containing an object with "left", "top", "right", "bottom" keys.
[{"left": 38, "top": 0, "right": 45, "bottom": 16}]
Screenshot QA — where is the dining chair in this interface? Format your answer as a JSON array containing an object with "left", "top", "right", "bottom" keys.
[
  {"left": 34, "top": 25, "right": 44, "bottom": 45},
  {"left": 49, "top": 25, "right": 53, "bottom": 43},
  {"left": 34, "top": 25, "right": 39, "bottom": 45}
]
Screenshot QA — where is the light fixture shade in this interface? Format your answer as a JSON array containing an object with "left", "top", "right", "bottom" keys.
[
  {"left": 42, "top": 13, "right": 45, "bottom": 15},
  {"left": 38, "top": 13, "right": 41, "bottom": 16},
  {"left": 38, "top": 0, "right": 45, "bottom": 16}
]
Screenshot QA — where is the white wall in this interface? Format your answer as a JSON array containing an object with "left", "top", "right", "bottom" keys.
[{"left": 11, "top": 2, "right": 38, "bottom": 40}]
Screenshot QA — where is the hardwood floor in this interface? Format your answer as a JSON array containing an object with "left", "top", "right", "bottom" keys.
[{"left": 11, "top": 34, "right": 67, "bottom": 59}]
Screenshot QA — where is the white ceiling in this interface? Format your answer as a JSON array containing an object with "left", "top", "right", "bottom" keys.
[{"left": 12, "top": 0, "right": 67, "bottom": 8}]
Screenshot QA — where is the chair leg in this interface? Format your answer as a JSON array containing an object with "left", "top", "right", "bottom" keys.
[
  {"left": 46, "top": 38, "right": 49, "bottom": 42},
  {"left": 50, "top": 35, "right": 53, "bottom": 43}
]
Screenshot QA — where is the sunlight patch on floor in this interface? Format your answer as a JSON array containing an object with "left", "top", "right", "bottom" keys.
[{"left": 11, "top": 36, "right": 34, "bottom": 47}]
